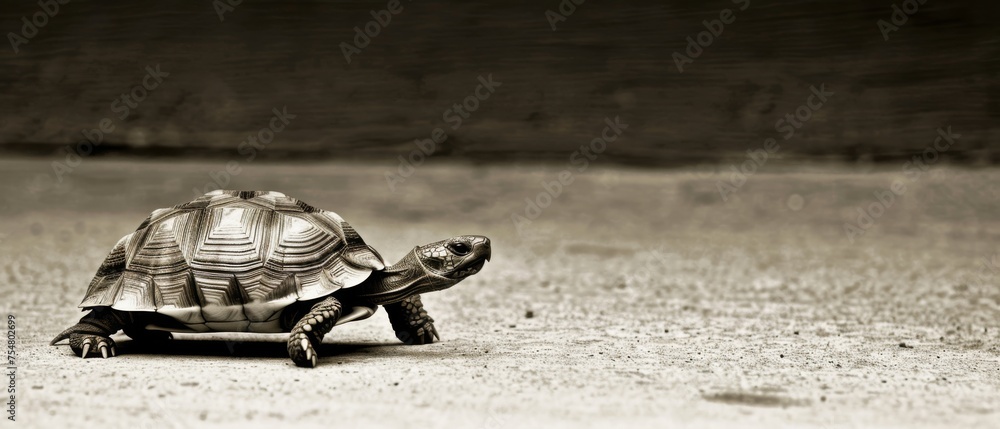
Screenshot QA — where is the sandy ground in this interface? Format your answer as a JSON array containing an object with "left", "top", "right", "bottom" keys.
[{"left": 0, "top": 157, "right": 998, "bottom": 428}]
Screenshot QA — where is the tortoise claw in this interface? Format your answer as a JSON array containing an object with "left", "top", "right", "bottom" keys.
[
  {"left": 70, "top": 334, "right": 118, "bottom": 359},
  {"left": 429, "top": 325, "right": 440, "bottom": 342},
  {"left": 397, "top": 319, "right": 439, "bottom": 345}
]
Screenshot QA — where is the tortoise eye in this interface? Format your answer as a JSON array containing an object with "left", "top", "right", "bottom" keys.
[{"left": 447, "top": 242, "right": 471, "bottom": 256}]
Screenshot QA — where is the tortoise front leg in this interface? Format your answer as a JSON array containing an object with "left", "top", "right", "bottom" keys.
[
  {"left": 384, "top": 295, "right": 439, "bottom": 345},
  {"left": 287, "top": 296, "right": 342, "bottom": 368}
]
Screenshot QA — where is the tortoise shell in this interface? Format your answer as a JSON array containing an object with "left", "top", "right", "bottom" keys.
[{"left": 79, "top": 190, "right": 386, "bottom": 333}]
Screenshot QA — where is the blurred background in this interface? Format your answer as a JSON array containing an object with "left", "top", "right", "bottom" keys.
[
  {"left": 1, "top": 1, "right": 999, "bottom": 428},
  {"left": 1, "top": 0, "right": 998, "bottom": 163}
]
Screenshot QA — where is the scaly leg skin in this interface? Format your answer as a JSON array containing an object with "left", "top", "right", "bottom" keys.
[
  {"left": 50, "top": 308, "right": 131, "bottom": 359},
  {"left": 384, "top": 295, "right": 439, "bottom": 345},
  {"left": 287, "top": 296, "right": 342, "bottom": 368}
]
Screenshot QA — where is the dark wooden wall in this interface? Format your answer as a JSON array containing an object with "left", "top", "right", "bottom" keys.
[{"left": 1, "top": 0, "right": 997, "bottom": 164}]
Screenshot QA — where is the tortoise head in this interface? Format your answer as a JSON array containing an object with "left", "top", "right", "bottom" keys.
[
  {"left": 358, "top": 235, "right": 491, "bottom": 305},
  {"left": 415, "top": 235, "right": 492, "bottom": 281}
]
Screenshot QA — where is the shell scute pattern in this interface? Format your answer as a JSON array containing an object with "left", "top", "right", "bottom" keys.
[{"left": 79, "top": 190, "right": 385, "bottom": 333}]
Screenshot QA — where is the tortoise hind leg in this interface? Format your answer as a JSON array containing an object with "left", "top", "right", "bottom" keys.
[
  {"left": 123, "top": 326, "right": 173, "bottom": 342},
  {"left": 287, "top": 296, "right": 342, "bottom": 368},
  {"left": 384, "top": 295, "right": 439, "bottom": 345},
  {"left": 51, "top": 308, "right": 132, "bottom": 358},
  {"left": 121, "top": 312, "right": 176, "bottom": 342}
]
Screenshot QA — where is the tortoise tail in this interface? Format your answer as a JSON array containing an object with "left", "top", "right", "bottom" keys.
[{"left": 50, "top": 308, "right": 131, "bottom": 345}]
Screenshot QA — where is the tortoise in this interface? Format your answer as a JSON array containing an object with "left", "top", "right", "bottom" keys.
[{"left": 50, "top": 190, "right": 491, "bottom": 367}]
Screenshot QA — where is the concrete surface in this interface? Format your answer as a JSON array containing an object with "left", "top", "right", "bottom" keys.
[{"left": 0, "top": 157, "right": 998, "bottom": 428}]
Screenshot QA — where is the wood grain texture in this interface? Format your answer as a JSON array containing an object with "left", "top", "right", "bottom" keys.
[{"left": 0, "top": 0, "right": 997, "bottom": 163}]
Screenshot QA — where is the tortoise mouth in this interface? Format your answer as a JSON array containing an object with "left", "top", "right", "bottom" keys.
[{"left": 452, "top": 258, "right": 487, "bottom": 278}]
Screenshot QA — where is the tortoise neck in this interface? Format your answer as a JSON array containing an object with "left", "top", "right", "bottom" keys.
[{"left": 355, "top": 249, "right": 454, "bottom": 306}]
